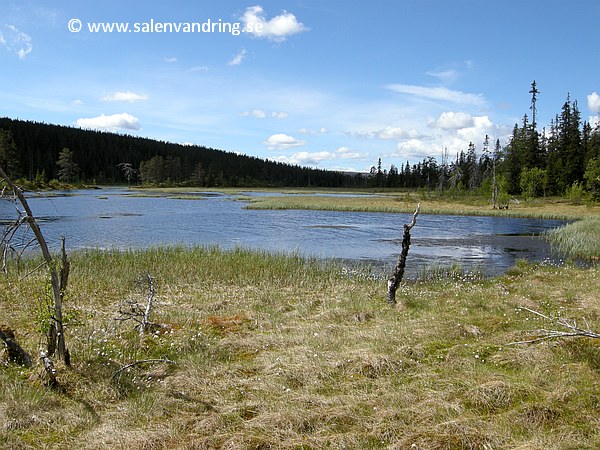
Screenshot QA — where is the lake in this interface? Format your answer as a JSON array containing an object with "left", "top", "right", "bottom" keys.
[{"left": 0, "top": 188, "right": 568, "bottom": 277}]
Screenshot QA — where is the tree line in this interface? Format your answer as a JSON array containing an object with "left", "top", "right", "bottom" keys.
[
  {"left": 0, "top": 118, "right": 364, "bottom": 188},
  {"left": 1, "top": 82, "right": 599, "bottom": 198}
]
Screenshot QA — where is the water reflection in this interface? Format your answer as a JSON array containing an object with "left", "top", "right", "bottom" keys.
[{"left": 0, "top": 188, "right": 567, "bottom": 277}]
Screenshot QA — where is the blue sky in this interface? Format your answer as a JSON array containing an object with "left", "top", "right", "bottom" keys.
[{"left": 1, "top": 0, "right": 599, "bottom": 172}]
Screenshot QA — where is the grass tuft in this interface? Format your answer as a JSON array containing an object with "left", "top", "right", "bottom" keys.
[{"left": 1, "top": 246, "right": 599, "bottom": 448}]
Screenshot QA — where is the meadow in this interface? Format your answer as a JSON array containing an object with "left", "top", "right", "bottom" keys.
[{"left": 1, "top": 190, "right": 599, "bottom": 449}]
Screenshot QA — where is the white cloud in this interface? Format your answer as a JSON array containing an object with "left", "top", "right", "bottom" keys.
[
  {"left": 228, "top": 48, "right": 247, "bottom": 66},
  {"left": 264, "top": 133, "right": 305, "bottom": 150},
  {"left": 426, "top": 69, "right": 458, "bottom": 83},
  {"left": 164, "top": 56, "right": 178, "bottom": 63},
  {"left": 102, "top": 91, "right": 149, "bottom": 103},
  {"left": 242, "top": 109, "right": 267, "bottom": 118},
  {"left": 387, "top": 84, "right": 485, "bottom": 105},
  {"left": 432, "top": 111, "right": 474, "bottom": 130},
  {"left": 274, "top": 151, "right": 335, "bottom": 166},
  {"left": 189, "top": 65, "right": 209, "bottom": 72},
  {"left": 76, "top": 113, "right": 141, "bottom": 131},
  {"left": 241, "top": 110, "right": 288, "bottom": 119},
  {"left": 0, "top": 24, "right": 32, "bottom": 59},
  {"left": 299, "top": 127, "right": 327, "bottom": 135},
  {"left": 336, "top": 146, "right": 366, "bottom": 159},
  {"left": 375, "top": 126, "right": 424, "bottom": 140},
  {"left": 240, "top": 5, "right": 307, "bottom": 42},
  {"left": 587, "top": 92, "right": 600, "bottom": 113},
  {"left": 271, "top": 111, "right": 289, "bottom": 119}
]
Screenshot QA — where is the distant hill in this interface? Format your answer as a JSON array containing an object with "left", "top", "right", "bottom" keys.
[{"left": 0, "top": 117, "right": 365, "bottom": 188}]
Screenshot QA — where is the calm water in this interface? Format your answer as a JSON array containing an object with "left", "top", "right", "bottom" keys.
[{"left": 0, "top": 188, "right": 568, "bottom": 277}]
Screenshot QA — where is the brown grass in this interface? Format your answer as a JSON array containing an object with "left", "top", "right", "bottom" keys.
[{"left": 1, "top": 247, "right": 599, "bottom": 448}]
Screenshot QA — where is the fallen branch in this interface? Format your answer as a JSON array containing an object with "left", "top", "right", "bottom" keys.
[
  {"left": 387, "top": 203, "right": 420, "bottom": 305},
  {"left": 509, "top": 306, "right": 600, "bottom": 345},
  {"left": 112, "top": 358, "right": 175, "bottom": 380}
]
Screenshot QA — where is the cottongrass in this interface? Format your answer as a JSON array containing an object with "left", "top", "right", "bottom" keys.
[{"left": 1, "top": 247, "right": 599, "bottom": 448}]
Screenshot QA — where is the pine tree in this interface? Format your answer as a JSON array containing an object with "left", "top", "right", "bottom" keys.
[
  {"left": 0, "top": 129, "right": 21, "bottom": 179},
  {"left": 56, "top": 148, "right": 80, "bottom": 183}
]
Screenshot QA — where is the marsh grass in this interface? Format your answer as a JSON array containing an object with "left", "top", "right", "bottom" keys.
[
  {"left": 545, "top": 217, "right": 600, "bottom": 260},
  {"left": 245, "top": 191, "right": 600, "bottom": 220},
  {"left": 1, "top": 246, "right": 599, "bottom": 448}
]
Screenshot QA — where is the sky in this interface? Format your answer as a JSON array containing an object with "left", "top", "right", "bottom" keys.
[{"left": 1, "top": 0, "right": 599, "bottom": 173}]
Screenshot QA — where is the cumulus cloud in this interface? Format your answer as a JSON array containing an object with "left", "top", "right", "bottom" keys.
[
  {"left": 101, "top": 91, "right": 149, "bottom": 103},
  {"left": 588, "top": 92, "right": 600, "bottom": 113},
  {"left": 346, "top": 126, "right": 424, "bottom": 141},
  {"left": 76, "top": 113, "right": 141, "bottom": 131},
  {"left": 336, "top": 146, "right": 366, "bottom": 159},
  {"left": 164, "top": 56, "right": 178, "bottom": 63},
  {"left": 374, "top": 126, "right": 424, "bottom": 140},
  {"left": 274, "top": 151, "right": 335, "bottom": 166},
  {"left": 228, "top": 48, "right": 247, "bottom": 66},
  {"left": 240, "top": 5, "right": 307, "bottom": 41},
  {"left": 387, "top": 84, "right": 485, "bottom": 105},
  {"left": 0, "top": 24, "right": 32, "bottom": 59},
  {"left": 264, "top": 133, "right": 305, "bottom": 150},
  {"left": 432, "top": 111, "right": 474, "bottom": 130}
]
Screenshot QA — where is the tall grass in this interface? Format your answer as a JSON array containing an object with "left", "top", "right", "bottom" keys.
[
  {"left": 245, "top": 193, "right": 600, "bottom": 220},
  {"left": 1, "top": 246, "right": 599, "bottom": 448},
  {"left": 545, "top": 217, "right": 600, "bottom": 260}
]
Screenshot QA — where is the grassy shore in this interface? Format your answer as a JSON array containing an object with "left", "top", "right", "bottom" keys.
[
  {"left": 1, "top": 245, "right": 599, "bottom": 449},
  {"left": 243, "top": 191, "right": 600, "bottom": 220}
]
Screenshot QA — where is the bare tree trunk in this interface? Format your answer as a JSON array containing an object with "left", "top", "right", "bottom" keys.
[
  {"left": 140, "top": 272, "right": 155, "bottom": 335},
  {"left": 0, "top": 325, "right": 32, "bottom": 367},
  {"left": 0, "top": 167, "right": 70, "bottom": 365},
  {"left": 387, "top": 203, "right": 420, "bottom": 305}
]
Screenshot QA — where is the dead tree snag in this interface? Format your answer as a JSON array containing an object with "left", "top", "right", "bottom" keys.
[
  {"left": 387, "top": 203, "right": 420, "bottom": 305},
  {"left": 0, "top": 167, "right": 70, "bottom": 365}
]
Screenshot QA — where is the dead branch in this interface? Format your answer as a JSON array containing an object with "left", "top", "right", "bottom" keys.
[
  {"left": 0, "top": 324, "right": 32, "bottom": 367},
  {"left": 114, "top": 272, "right": 162, "bottom": 334},
  {"left": 509, "top": 306, "right": 600, "bottom": 345},
  {"left": 40, "top": 351, "right": 58, "bottom": 387},
  {"left": 140, "top": 272, "right": 156, "bottom": 335},
  {"left": 387, "top": 202, "right": 421, "bottom": 305},
  {"left": 112, "top": 358, "right": 175, "bottom": 380},
  {"left": 0, "top": 167, "right": 70, "bottom": 364}
]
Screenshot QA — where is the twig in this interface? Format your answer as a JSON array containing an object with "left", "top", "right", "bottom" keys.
[
  {"left": 112, "top": 358, "right": 175, "bottom": 379},
  {"left": 509, "top": 306, "right": 600, "bottom": 345}
]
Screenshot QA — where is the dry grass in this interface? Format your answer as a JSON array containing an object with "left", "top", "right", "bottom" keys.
[
  {"left": 1, "top": 247, "right": 599, "bottom": 448},
  {"left": 244, "top": 191, "right": 600, "bottom": 220}
]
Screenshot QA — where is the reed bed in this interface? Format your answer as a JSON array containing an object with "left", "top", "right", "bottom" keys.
[{"left": 545, "top": 217, "right": 600, "bottom": 260}]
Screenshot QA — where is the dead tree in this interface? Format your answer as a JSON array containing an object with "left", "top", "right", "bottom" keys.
[
  {"left": 387, "top": 203, "right": 420, "bottom": 305},
  {"left": 114, "top": 272, "right": 162, "bottom": 334},
  {"left": 0, "top": 167, "right": 70, "bottom": 365}
]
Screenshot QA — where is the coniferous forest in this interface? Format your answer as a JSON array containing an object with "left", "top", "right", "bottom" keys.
[{"left": 1, "top": 85, "right": 599, "bottom": 198}]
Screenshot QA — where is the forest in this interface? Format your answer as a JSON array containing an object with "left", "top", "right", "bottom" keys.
[{"left": 1, "top": 84, "right": 599, "bottom": 198}]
